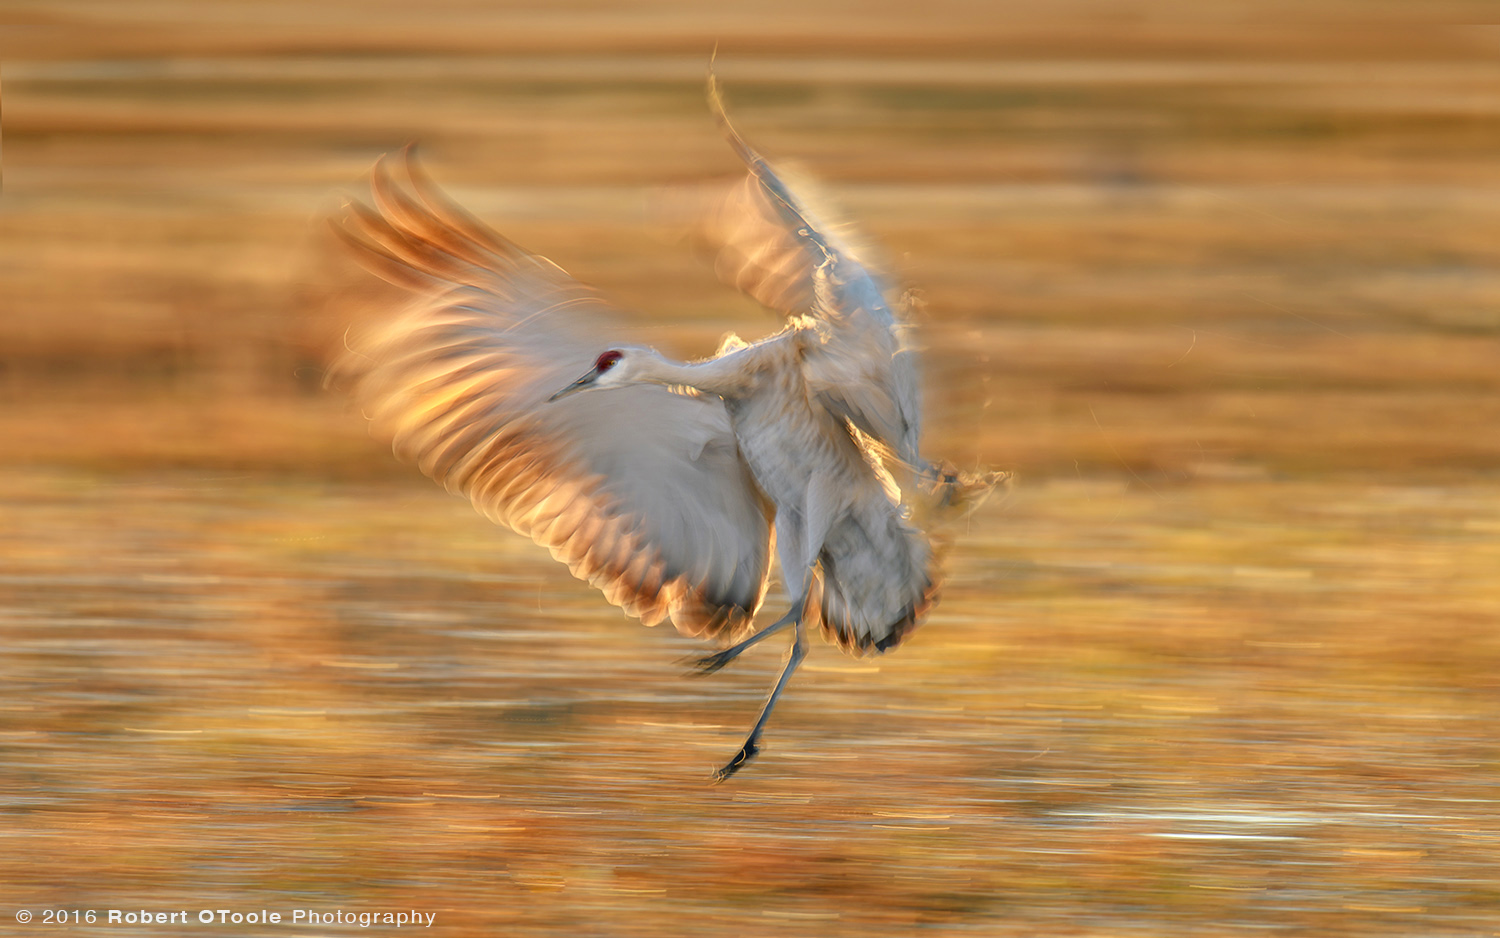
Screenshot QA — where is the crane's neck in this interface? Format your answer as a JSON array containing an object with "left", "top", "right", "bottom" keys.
[{"left": 632, "top": 343, "right": 772, "bottom": 400}]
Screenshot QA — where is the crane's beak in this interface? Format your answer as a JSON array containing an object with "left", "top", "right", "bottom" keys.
[{"left": 547, "top": 368, "right": 597, "bottom": 403}]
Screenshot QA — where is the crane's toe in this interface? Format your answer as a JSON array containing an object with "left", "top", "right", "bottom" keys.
[
  {"left": 712, "top": 741, "right": 760, "bottom": 783},
  {"left": 684, "top": 646, "right": 744, "bottom": 676}
]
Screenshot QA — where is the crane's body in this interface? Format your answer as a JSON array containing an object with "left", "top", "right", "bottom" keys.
[
  {"left": 326, "top": 76, "right": 1001, "bottom": 779},
  {"left": 713, "top": 334, "right": 933, "bottom": 655}
]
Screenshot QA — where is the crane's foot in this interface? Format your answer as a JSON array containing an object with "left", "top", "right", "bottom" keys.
[
  {"left": 711, "top": 740, "right": 760, "bottom": 783},
  {"left": 684, "top": 646, "right": 744, "bottom": 676}
]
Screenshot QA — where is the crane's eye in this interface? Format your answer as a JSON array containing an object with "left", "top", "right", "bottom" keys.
[{"left": 595, "top": 350, "right": 624, "bottom": 372}]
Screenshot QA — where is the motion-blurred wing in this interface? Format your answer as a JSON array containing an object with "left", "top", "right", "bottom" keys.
[
  {"left": 695, "top": 75, "right": 924, "bottom": 473},
  {"left": 329, "top": 152, "right": 772, "bottom": 640}
]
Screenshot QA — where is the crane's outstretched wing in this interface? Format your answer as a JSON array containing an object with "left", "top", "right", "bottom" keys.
[
  {"left": 696, "top": 74, "right": 923, "bottom": 474},
  {"left": 329, "top": 152, "right": 773, "bottom": 640}
]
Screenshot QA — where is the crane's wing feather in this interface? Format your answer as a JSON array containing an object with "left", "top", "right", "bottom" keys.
[
  {"left": 696, "top": 75, "right": 924, "bottom": 473},
  {"left": 329, "top": 153, "right": 773, "bottom": 640}
]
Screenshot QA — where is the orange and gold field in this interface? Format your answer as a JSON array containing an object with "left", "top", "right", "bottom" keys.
[{"left": 2, "top": 4, "right": 1498, "bottom": 936}]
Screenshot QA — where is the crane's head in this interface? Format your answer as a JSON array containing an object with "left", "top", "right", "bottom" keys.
[{"left": 547, "top": 348, "right": 634, "bottom": 402}]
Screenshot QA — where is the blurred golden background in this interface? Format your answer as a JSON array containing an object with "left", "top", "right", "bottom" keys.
[{"left": 3, "top": 3, "right": 1499, "bottom": 936}]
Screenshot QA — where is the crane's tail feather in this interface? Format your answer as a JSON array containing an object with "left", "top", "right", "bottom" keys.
[
  {"left": 799, "top": 459, "right": 1006, "bottom": 655},
  {"left": 804, "top": 507, "right": 941, "bottom": 657}
]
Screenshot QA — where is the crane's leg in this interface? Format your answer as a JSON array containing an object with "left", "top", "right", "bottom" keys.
[
  {"left": 713, "top": 614, "right": 806, "bottom": 782},
  {"left": 711, "top": 478, "right": 838, "bottom": 782},
  {"left": 686, "top": 609, "right": 796, "bottom": 675}
]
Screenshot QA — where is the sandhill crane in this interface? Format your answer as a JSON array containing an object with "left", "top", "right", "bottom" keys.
[{"left": 327, "top": 74, "right": 1004, "bottom": 780}]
